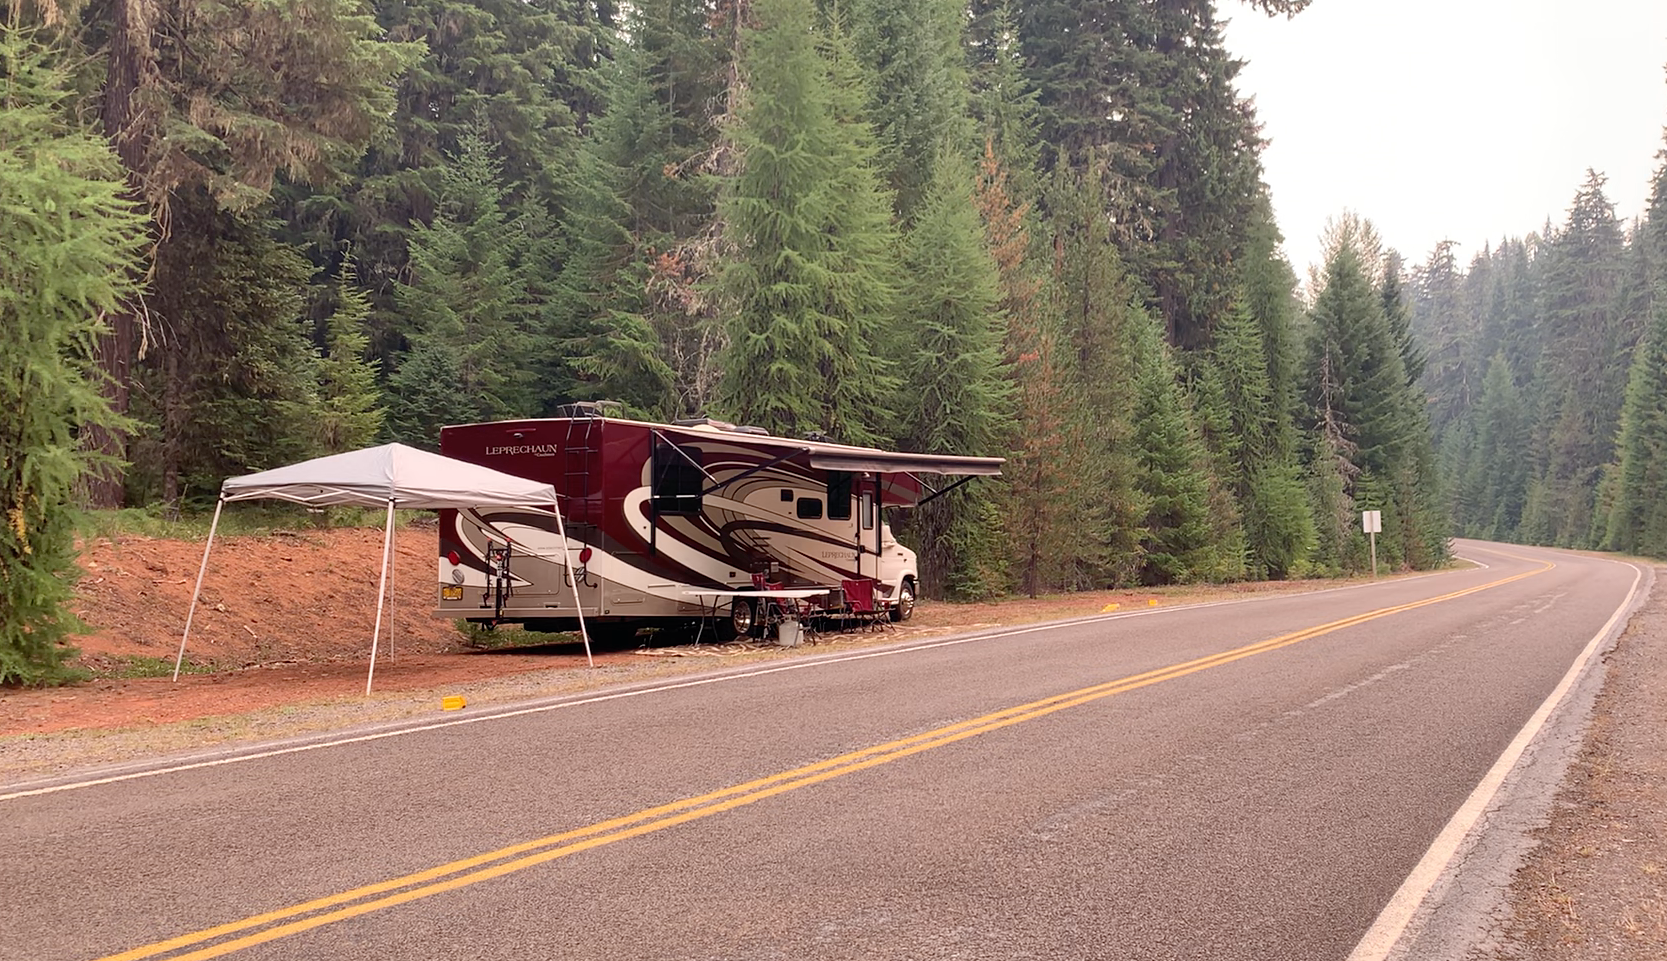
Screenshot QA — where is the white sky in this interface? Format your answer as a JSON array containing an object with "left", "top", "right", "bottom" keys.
[{"left": 1222, "top": 0, "right": 1667, "bottom": 274}]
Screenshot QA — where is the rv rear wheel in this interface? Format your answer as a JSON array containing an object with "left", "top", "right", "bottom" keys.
[
  {"left": 891, "top": 578, "right": 915, "bottom": 622},
  {"left": 729, "top": 598, "right": 759, "bottom": 638}
]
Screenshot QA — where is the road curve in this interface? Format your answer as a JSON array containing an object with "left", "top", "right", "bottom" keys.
[{"left": 3, "top": 540, "right": 1647, "bottom": 961}]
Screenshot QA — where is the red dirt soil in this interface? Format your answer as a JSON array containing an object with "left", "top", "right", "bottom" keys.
[{"left": 0, "top": 525, "right": 1338, "bottom": 737}]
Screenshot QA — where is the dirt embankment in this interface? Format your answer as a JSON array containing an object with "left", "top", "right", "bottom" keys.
[{"left": 5, "top": 525, "right": 1283, "bottom": 739}]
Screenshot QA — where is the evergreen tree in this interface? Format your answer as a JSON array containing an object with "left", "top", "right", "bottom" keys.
[
  {"left": 1605, "top": 292, "right": 1667, "bottom": 555},
  {"left": 847, "top": 0, "right": 971, "bottom": 220},
  {"left": 80, "top": 0, "right": 419, "bottom": 505},
  {"left": 715, "top": 0, "right": 896, "bottom": 442},
  {"left": 545, "top": 0, "right": 721, "bottom": 416},
  {"left": 1045, "top": 166, "right": 1147, "bottom": 587},
  {"left": 1128, "top": 313, "right": 1229, "bottom": 583},
  {"left": 125, "top": 200, "right": 322, "bottom": 508},
  {"left": 1019, "top": 0, "right": 1286, "bottom": 349},
  {"left": 308, "top": 260, "right": 386, "bottom": 454},
  {"left": 895, "top": 148, "right": 1011, "bottom": 598},
  {"left": 1521, "top": 172, "right": 1631, "bottom": 547},
  {"left": 0, "top": 31, "right": 146, "bottom": 683},
  {"left": 386, "top": 128, "right": 536, "bottom": 443},
  {"left": 1203, "top": 298, "right": 1314, "bottom": 578}
]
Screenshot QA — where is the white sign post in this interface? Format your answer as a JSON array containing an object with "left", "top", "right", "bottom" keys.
[{"left": 1362, "top": 509, "right": 1382, "bottom": 577}]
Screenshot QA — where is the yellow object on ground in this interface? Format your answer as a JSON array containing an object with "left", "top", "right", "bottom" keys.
[
  {"left": 441, "top": 695, "right": 466, "bottom": 711},
  {"left": 1101, "top": 603, "right": 1120, "bottom": 612}
]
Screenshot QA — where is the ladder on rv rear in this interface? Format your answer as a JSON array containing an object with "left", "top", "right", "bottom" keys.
[{"left": 561, "top": 414, "right": 602, "bottom": 538}]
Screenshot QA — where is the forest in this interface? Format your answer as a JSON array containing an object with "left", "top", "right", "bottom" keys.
[{"left": 3, "top": 0, "right": 1662, "bottom": 684}]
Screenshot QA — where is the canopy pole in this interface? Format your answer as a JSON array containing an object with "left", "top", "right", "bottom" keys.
[
  {"left": 552, "top": 498, "right": 593, "bottom": 668},
  {"left": 174, "top": 497, "right": 226, "bottom": 682},
  {"left": 388, "top": 514, "right": 395, "bottom": 660},
  {"left": 365, "top": 498, "right": 395, "bottom": 695}
]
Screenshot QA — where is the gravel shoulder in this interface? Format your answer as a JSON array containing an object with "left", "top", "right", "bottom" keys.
[{"left": 1486, "top": 562, "right": 1667, "bottom": 957}]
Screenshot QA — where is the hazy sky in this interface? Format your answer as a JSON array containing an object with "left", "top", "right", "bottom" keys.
[{"left": 1222, "top": 0, "right": 1667, "bottom": 275}]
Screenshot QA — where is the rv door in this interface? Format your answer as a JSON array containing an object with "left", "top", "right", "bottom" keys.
[{"left": 858, "top": 490, "right": 876, "bottom": 578}]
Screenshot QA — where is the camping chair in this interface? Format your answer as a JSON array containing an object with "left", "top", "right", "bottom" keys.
[
  {"left": 752, "top": 571, "right": 816, "bottom": 643},
  {"left": 839, "top": 578, "right": 891, "bottom": 632}
]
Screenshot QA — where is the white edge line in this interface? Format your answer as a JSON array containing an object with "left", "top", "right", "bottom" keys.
[
  {"left": 1345, "top": 557, "right": 1649, "bottom": 961},
  {"left": 0, "top": 558, "right": 1490, "bottom": 804}
]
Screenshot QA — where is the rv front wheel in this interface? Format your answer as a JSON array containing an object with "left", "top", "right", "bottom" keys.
[{"left": 891, "top": 578, "right": 915, "bottom": 622}]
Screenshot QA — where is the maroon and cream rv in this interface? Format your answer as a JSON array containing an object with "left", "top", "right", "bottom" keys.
[{"left": 434, "top": 404, "right": 1004, "bottom": 641}]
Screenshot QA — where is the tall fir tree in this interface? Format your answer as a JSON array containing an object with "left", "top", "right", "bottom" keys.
[
  {"left": 846, "top": 0, "right": 971, "bottom": 221},
  {"left": 306, "top": 260, "right": 387, "bottom": 455},
  {"left": 1521, "top": 172, "right": 1632, "bottom": 547},
  {"left": 0, "top": 31, "right": 147, "bottom": 683},
  {"left": 78, "top": 0, "right": 418, "bottom": 505},
  {"left": 895, "top": 148, "right": 1011, "bottom": 598},
  {"left": 386, "top": 128, "right": 536, "bottom": 445},
  {"left": 1128, "top": 312, "right": 1231, "bottom": 583},
  {"left": 715, "top": 0, "right": 896, "bottom": 442}
]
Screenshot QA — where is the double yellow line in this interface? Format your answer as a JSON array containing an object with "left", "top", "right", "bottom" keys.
[{"left": 101, "top": 558, "right": 1551, "bottom": 961}]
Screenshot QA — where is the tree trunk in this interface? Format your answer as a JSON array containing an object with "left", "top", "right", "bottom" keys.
[{"left": 84, "top": 0, "right": 158, "bottom": 508}]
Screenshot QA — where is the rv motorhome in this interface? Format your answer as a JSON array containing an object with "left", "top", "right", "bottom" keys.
[{"left": 434, "top": 406, "right": 1004, "bottom": 641}]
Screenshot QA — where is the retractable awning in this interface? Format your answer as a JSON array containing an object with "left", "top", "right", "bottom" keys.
[
  {"left": 805, "top": 451, "right": 1004, "bottom": 476},
  {"left": 660, "top": 423, "right": 1004, "bottom": 477}
]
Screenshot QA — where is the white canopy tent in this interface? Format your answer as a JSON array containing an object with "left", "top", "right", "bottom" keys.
[{"left": 173, "top": 443, "right": 592, "bottom": 693}]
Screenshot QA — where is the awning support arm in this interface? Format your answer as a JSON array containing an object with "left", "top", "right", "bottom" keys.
[
  {"left": 915, "top": 474, "right": 979, "bottom": 507},
  {"left": 651, "top": 430, "right": 719, "bottom": 483},
  {"left": 699, "top": 448, "right": 805, "bottom": 497}
]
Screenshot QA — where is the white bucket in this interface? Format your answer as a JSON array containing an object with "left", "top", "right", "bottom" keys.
[{"left": 776, "top": 619, "right": 803, "bottom": 647}]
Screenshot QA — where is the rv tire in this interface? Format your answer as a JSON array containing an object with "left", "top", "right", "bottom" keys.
[
  {"left": 890, "top": 578, "right": 915, "bottom": 622},
  {"left": 728, "top": 598, "right": 759, "bottom": 639}
]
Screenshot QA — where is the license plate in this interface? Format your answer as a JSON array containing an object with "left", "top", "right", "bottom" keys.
[{"left": 441, "top": 585, "right": 464, "bottom": 601}]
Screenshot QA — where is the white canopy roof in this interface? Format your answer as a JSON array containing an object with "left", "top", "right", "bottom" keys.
[{"left": 220, "top": 443, "right": 556, "bottom": 508}]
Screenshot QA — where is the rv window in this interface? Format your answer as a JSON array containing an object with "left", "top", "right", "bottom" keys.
[
  {"left": 652, "top": 443, "right": 703, "bottom": 515},
  {"left": 796, "top": 497, "right": 824, "bottom": 520},
  {"left": 826, "top": 472, "right": 853, "bottom": 520},
  {"left": 860, "top": 492, "right": 874, "bottom": 530},
  {"left": 780, "top": 488, "right": 794, "bottom": 502}
]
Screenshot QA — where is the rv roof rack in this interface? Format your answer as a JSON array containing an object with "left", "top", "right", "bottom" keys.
[
  {"left": 671, "top": 417, "right": 733, "bottom": 429},
  {"left": 555, "top": 400, "right": 621, "bottom": 418}
]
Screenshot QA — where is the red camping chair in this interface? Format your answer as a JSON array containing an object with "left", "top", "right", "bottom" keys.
[
  {"left": 753, "top": 571, "right": 816, "bottom": 641},
  {"left": 839, "top": 578, "right": 890, "bottom": 632}
]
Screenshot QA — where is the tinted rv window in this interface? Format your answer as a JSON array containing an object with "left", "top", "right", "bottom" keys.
[
  {"left": 860, "top": 492, "right": 875, "bottom": 530},
  {"left": 796, "top": 497, "right": 824, "bottom": 520},
  {"left": 826, "top": 472, "right": 853, "bottom": 520},
  {"left": 652, "top": 444, "right": 703, "bottom": 515}
]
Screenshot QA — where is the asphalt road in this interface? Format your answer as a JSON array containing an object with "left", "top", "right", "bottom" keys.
[{"left": 3, "top": 541, "right": 1647, "bottom": 961}]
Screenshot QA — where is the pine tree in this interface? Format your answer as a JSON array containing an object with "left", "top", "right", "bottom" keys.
[
  {"left": 0, "top": 31, "right": 146, "bottom": 683},
  {"left": 895, "top": 148, "right": 1011, "bottom": 598},
  {"left": 1204, "top": 298, "right": 1314, "bottom": 578},
  {"left": 545, "top": 1, "right": 722, "bottom": 416},
  {"left": 1523, "top": 172, "right": 1631, "bottom": 547},
  {"left": 847, "top": 0, "right": 971, "bottom": 220},
  {"left": 1045, "top": 167, "right": 1147, "bottom": 587},
  {"left": 1605, "top": 293, "right": 1667, "bottom": 555},
  {"left": 386, "top": 128, "right": 536, "bottom": 443},
  {"left": 79, "top": 0, "right": 419, "bottom": 505},
  {"left": 715, "top": 0, "right": 896, "bottom": 442},
  {"left": 309, "top": 260, "right": 386, "bottom": 454},
  {"left": 1128, "top": 313, "right": 1228, "bottom": 583},
  {"left": 125, "top": 201, "right": 322, "bottom": 508}
]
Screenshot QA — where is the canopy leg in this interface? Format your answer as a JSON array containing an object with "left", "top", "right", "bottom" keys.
[
  {"left": 366, "top": 499, "right": 395, "bottom": 695},
  {"left": 174, "top": 498, "right": 225, "bottom": 682},
  {"left": 553, "top": 498, "right": 593, "bottom": 668},
  {"left": 388, "top": 515, "right": 395, "bottom": 660}
]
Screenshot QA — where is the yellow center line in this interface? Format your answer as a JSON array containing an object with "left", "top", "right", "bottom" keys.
[{"left": 98, "top": 557, "right": 1553, "bottom": 961}]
